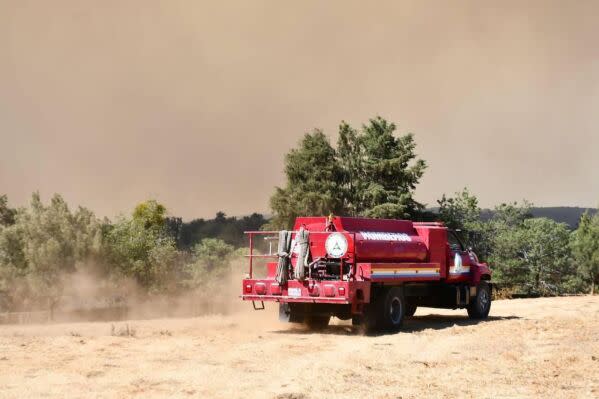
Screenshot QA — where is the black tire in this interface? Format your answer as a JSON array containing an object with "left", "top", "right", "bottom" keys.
[
  {"left": 279, "top": 303, "right": 304, "bottom": 323},
  {"left": 467, "top": 282, "right": 491, "bottom": 319},
  {"left": 363, "top": 287, "right": 406, "bottom": 332},
  {"left": 363, "top": 291, "right": 383, "bottom": 332},
  {"left": 405, "top": 303, "right": 417, "bottom": 317},
  {"left": 304, "top": 314, "right": 330, "bottom": 330},
  {"left": 380, "top": 287, "right": 406, "bottom": 331}
]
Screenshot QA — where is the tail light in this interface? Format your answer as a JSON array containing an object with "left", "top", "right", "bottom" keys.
[
  {"left": 338, "top": 287, "right": 346, "bottom": 296},
  {"left": 255, "top": 283, "right": 267, "bottom": 295},
  {"left": 323, "top": 284, "right": 336, "bottom": 297},
  {"left": 270, "top": 283, "right": 282, "bottom": 295},
  {"left": 244, "top": 284, "right": 252, "bottom": 293}
]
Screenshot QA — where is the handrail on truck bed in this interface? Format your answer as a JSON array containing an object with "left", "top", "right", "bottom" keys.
[{"left": 243, "top": 230, "right": 355, "bottom": 280}]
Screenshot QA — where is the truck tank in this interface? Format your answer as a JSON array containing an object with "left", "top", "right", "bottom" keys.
[
  {"left": 294, "top": 217, "right": 429, "bottom": 263},
  {"left": 339, "top": 218, "right": 428, "bottom": 262},
  {"left": 353, "top": 231, "right": 428, "bottom": 262}
]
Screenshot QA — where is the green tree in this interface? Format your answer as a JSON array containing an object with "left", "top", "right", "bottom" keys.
[
  {"left": 0, "top": 193, "right": 103, "bottom": 312},
  {"left": 437, "top": 188, "right": 480, "bottom": 231},
  {"left": 169, "top": 212, "right": 266, "bottom": 249},
  {"left": 355, "top": 117, "right": 426, "bottom": 219},
  {"left": 337, "top": 121, "right": 365, "bottom": 216},
  {"left": 269, "top": 117, "right": 427, "bottom": 227},
  {"left": 571, "top": 210, "right": 599, "bottom": 294},
  {"left": 436, "top": 188, "right": 491, "bottom": 258},
  {"left": 105, "top": 200, "right": 180, "bottom": 292},
  {"left": 491, "top": 217, "right": 573, "bottom": 296},
  {"left": 184, "top": 238, "right": 235, "bottom": 290},
  {"left": 0, "top": 195, "right": 16, "bottom": 226},
  {"left": 269, "top": 130, "right": 344, "bottom": 229},
  {"left": 492, "top": 201, "right": 533, "bottom": 228},
  {"left": 475, "top": 201, "right": 533, "bottom": 265},
  {"left": 132, "top": 200, "right": 167, "bottom": 231},
  {"left": 484, "top": 200, "right": 534, "bottom": 293}
]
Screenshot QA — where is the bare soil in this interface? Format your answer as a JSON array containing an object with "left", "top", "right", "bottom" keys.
[{"left": 0, "top": 296, "right": 597, "bottom": 398}]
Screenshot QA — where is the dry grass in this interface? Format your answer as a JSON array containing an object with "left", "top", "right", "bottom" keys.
[
  {"left": 0, "top": 296, "right": 597, "bottom": 398},
  {"left": 110, "top": 324, "right": 137, "bottom": 338}
]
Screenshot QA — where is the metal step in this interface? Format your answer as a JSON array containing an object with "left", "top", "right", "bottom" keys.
[{"left": 456, "top": 285, "right": 470, "bottom": 307}]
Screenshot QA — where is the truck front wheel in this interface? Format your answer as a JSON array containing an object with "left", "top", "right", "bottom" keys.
[
  {"left": 405, "top": 303, "right": 417, "bottom": 317},
  {"left": 467, "top": 282, "right": 491, "bottom": 320}
]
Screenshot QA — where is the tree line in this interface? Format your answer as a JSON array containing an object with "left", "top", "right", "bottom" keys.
[
  {"left": 437, "top": 190, "right": 597, "bottom": 296},
  {"left": 0, "top": 194, "right": 252, "bottom": 312}
]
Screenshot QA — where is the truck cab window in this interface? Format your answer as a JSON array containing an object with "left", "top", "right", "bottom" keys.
[{"left": 448, "top": 231, "right": 463, "bottom": 252}]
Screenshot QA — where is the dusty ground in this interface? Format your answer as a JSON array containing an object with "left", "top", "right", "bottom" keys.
[{"left": 0, "top": 296, "right": 597, "bottom": 399}]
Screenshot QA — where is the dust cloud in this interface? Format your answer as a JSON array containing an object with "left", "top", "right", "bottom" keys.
[{"left": 0, "top": 256, "right": 254, "bottom": 325}]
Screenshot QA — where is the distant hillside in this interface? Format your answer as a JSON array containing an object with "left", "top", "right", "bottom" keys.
[
  {"left": 166, "top": 212, "right": 267, "bottom": 249},
  {"left": 528, "top": 207, "right": 597, "bottom": 229},
  {"left": 479, "top": 206, "right": 596, "bottom": 229}
]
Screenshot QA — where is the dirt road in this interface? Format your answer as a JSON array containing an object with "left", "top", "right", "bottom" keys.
[{"left": 0, "top": 296, "right": 597, "bottom": 398}]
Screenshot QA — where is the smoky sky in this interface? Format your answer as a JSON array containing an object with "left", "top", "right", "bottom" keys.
[{"left": 1, "top": 0, "right": 598, "bottom": 220}]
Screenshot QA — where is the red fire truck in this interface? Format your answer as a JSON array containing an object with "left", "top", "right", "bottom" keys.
[{"left": 241, "top": 216, "right": 492, "bottom": 331}]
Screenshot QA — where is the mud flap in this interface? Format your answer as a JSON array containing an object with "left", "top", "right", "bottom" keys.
[{"left": 279, "top": 303, "right": 304, "bottom": 323}]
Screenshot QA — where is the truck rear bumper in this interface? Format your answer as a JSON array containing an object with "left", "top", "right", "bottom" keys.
[
  {"left": 241, "top": 279, "right": 369, "bottom": 305},
  {"left": 241, "top": 294, "right": 350, "bottom": 304}
]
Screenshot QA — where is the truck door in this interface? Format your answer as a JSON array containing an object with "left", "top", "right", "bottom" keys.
[{"left": 447, "top": 231, "right": 471, "bottom": 279}]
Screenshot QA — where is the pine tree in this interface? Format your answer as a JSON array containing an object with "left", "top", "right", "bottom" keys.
[
  {"left": 571, "top": 210, "right": 599, "bottom": 294},
  {"left": 269, "top": 130, "right": 344, "bottom": 229},
  {"left": 269, "top": 117, "right": 427, "bottom": 227}
]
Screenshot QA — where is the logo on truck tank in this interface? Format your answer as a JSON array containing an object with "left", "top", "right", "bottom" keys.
[
  {"left": 325, "top": 233, "right": 348, "bottom": 258},
  {"left": 360, "top": 232, "right": 412, "bottom": 242}
]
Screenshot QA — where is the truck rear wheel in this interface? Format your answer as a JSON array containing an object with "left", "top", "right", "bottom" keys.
[
  {"left": 279, "top": 303, "right": 304, "bottom": 323},
  {"left": 304, "top": 314, "right": 330, "bottom": 330},
  {"left": 467, "top": 282, "right": 491, "bottom": 319},
  {"left": 381, "top": 287, "right": 406, "bottom": 331},
  {"left": 364, "top": 287, "right": 406, "bottom": 332},
  {"left": 363, "top": 287, "right": 406, "bottom": 332}
]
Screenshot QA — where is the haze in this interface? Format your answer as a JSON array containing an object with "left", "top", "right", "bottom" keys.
[{"left": 1, "top": 0, "right": 598, "bottom": 220}]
